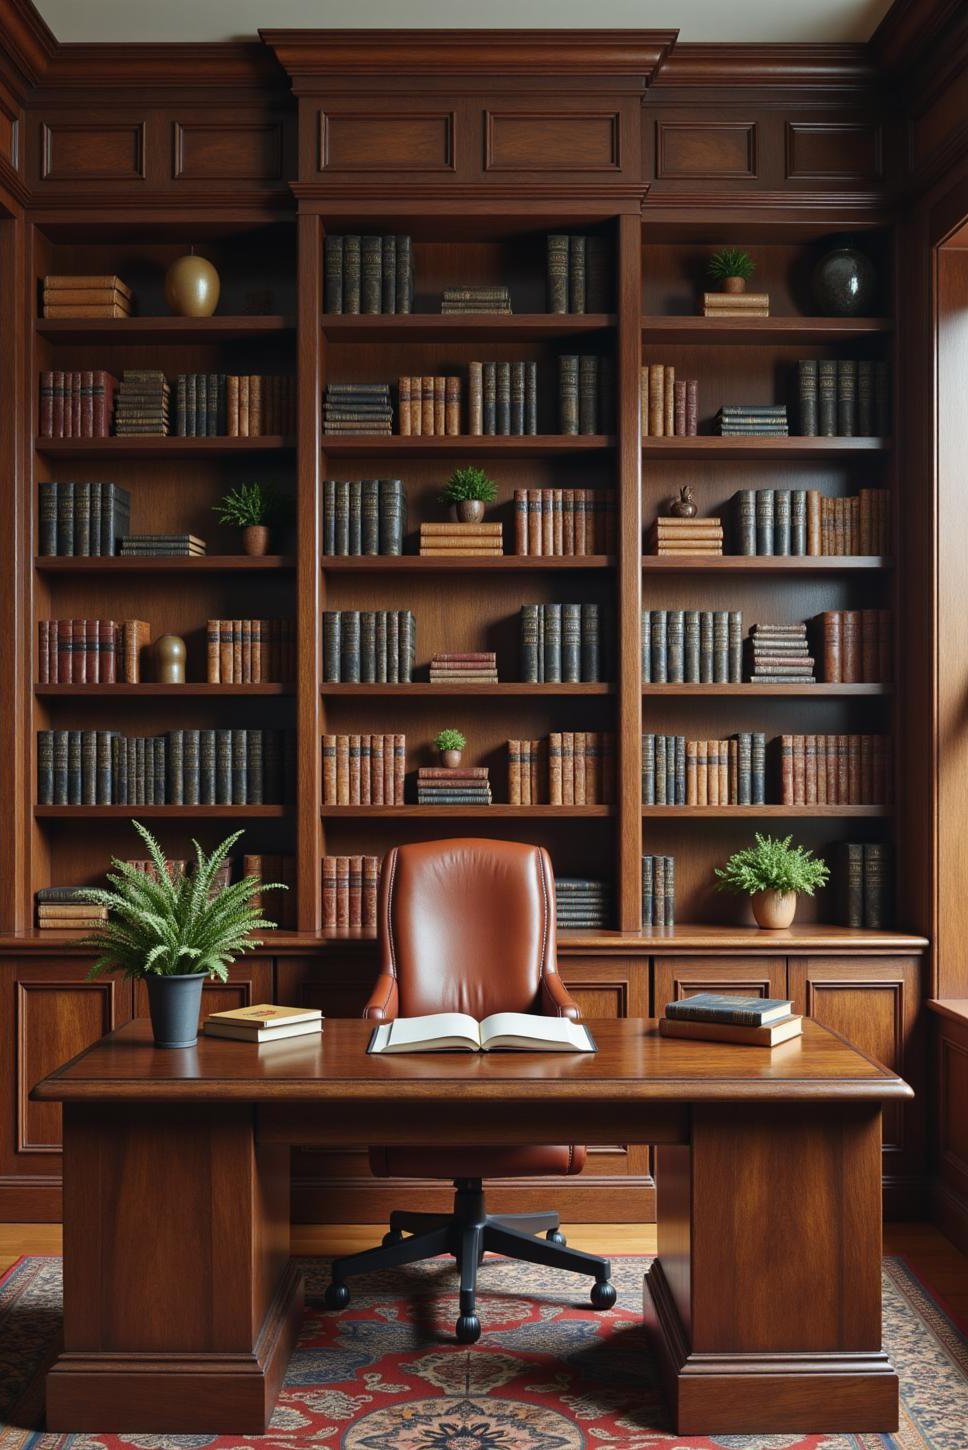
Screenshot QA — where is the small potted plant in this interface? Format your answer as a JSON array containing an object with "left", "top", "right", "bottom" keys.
[
  {"left": 439, "top": 465, "right": 498, "bottom": 524},
  {"left": 707, "top": 247, "right": 756, "bottom": 296},
  {"left": 714, "top": 832, "right": 829, "bottom": 930},
  {"left": 213, "top": 481, "right": 279, "bottom": 556},
  {"left": 80, "top": 822, "right": 284, "bottom": 1048},
  {"left": 434, "top": 728, "right": 466, "bottom": 769}
]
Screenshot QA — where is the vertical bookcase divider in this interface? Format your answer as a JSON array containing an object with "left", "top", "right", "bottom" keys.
[{"left": 298, "top": 211, "right": 324, "bottom": 934}]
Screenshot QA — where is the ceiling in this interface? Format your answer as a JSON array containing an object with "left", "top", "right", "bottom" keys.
[{"left": 34, "top": 0, "right": 896, "bottom": 46}]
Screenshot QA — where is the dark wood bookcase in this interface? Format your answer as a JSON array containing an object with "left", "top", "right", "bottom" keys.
[{"left": 1, "top": 13, "right": 965, "bottom": 1226}]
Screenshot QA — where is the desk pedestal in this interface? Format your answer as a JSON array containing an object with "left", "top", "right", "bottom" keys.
[
  {"left": 645, "top": 1102, "right": 898, "bottom": 1433},
  {"left": 46, "top": 1103, "right": 301, "bottom": 1434}
]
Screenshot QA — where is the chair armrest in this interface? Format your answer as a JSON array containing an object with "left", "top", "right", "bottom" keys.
[
  {"left": 540, "top": 973, "right": 581, "bottom": 1021},
  {"left": 363, "top": 973, "right": 399, "bottom": 1022}
]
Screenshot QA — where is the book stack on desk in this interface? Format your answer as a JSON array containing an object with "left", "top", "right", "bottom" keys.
[
  {"left": 203, "top": 1004, "right": 323, "bottom": 1043},
  {"left": 658, "top": 992, "right": 802, "bottom": 1046}
]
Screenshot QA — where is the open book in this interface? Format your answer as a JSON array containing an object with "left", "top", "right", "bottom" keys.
[{"left": 368, "top": 1011, "right": 596, "bottom": 1054}]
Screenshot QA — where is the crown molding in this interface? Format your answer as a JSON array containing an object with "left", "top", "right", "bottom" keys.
[
  {"left": 871, "top": 0, "right": 965, "bottom": 73},
  {"left": 34, "top": 41, "right": 288, "bottom": 94},
  {"left": 0, "top": 0, "right": 55, "bottom": 91},
  {"left": 654, "top": 43, "right": 878, "bottom": 89}
]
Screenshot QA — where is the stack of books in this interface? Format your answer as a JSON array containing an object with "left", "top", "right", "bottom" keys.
[
  {"left": 468, "top": 361, "right": 537, "bottom": 435},
  {"left": 323, "top": 383, "right": 393, "bottom": 435},
  {"left": 120, "top": 533, "right": 206, "bottom": 557},
  {"left": 429, "top": 652, "right": 498, "bottom": 683},
  {"left": 441, "top": 286, "right": 511, "bottom": 314},
  {"left": 555, "top": 877, "right": 609, "bottom": 929},
  {"left": 39, "top": 481, "right": 131, "bottom": 557},
  {"left": 641, "top": 855, "right": 676, "bottom": 928},
  {"left": 35, "top": 888, "right": 107, "bottom": 930},
  {"left": 321, "top": 479, "right": 406, "bottom": 556},
  {"left": 641, "top": 365, "right": 698, "bottom": 436},
  {"left": 417, "top": 766, "right": 492, "bottom": 806},
  {"left": 419, "top": 522, "right": 503, "bottom": 557},
  {"left": 746, "top": 622, "right": 815, "bottom": 682},
  {"left": 204, "top": 1004, "right": 323, "bottom": 1044},
  {"left": 702, "top": 290, "right": 770, "bottom": 319},
  {"left": 659, "top": 993, "right": 803, "bottom": 1047},
  {"left": 646, "top": 516, "right": 724, "bottom": 556},
  {"left": 399, "top": 376, "right": 461, "bottom": 435},
  {"left": 322, "top": 855, "right": 380, "bottom": 936},
  {"left": 324, "top": 234, "right": 413, "bottom": 315},
  {"left": 715, "top": 404, "right": 788, "bottom": 437},
  {"left": 43, "top": 274, "right": 133, "bottom": 319},
  {"left": 114, "top": 370, "right": 169, "bottom": 436},
  {"left": 520, "top": 602, "right": 603, "bottom": 683}
]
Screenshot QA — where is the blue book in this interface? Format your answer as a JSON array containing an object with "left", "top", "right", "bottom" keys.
[{"left": 664, "top": 992, "right": 793, "bottom": 1027}]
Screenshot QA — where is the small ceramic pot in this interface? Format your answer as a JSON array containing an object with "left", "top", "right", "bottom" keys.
[
  {"left": 242, "top": 524, "right": 270, "bottom": 556},
  {"left": 722, "top": 276, "right": 747, "bottom": 295},
  {"left": 456, "top": 500, "right": 485, "bottom": 524},
  {"left": 153, "top": 633, "right": 186, "bottom": 684},
  {"left": 146, "top": 973, "right": 205, "bottom": 1048},
  {"left": 164, "top": 254, "right": 220, "bottom": 318},
  {"left": 751, "top": 889, "right": 798, "bottom": 930},
  {"left": 441, "top": 749, "right": 463, "bottom": 768}
]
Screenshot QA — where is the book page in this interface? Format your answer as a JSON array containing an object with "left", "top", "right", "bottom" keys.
[
  {"left": 479, "top": 1012, "right": 594, "bottom": 1051},
  {"left": 373, "top": 1012, "right": 483, "bottom": 1052}
]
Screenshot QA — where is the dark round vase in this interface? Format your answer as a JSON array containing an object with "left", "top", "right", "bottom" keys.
[
  {"left": 812, "top": 244, "right": 876, "bottom": 317},
  {"left": 146, "top": 973, "right": 205, "bottom": 1047}
]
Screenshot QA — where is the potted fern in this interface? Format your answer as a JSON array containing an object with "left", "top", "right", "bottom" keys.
[
  {"left": 213, "top": 481, "right": 279, "bottom": 556},
  {"left": 714, "top": 832, "right": 829, "bottom": 929},
  {"left": 439, "top": 465, "right": 498, "bottom": 524},
  {"left": 707, "top": 247, "right": 756, "bottom": 296},
  {"left": 80, "top": 822, "right": 284, "bottom": 1047}
]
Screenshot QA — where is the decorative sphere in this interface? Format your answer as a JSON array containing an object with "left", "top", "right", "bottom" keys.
[
  {"left": 812, "top": 244, "right": 876, "bottom": 317},
  {"left": 164, "top": 255, "right": 220, "bottom": 317},
  {"left": 153, "top": 634, "right": 187, "bottom": 684}
]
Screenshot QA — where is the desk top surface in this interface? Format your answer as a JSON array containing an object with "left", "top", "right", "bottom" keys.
[{"left": 33, "top": 1017, "right": 912, "bottom": 1103}]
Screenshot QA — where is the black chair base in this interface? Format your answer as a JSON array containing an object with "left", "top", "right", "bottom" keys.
[{"left": 322, "top": 1177, "right": 616, "bottom": 1344}]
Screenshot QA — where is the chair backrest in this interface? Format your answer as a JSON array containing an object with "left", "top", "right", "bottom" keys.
[{"left": 377, "top": 838, "right": 558, "bottom": 1020}]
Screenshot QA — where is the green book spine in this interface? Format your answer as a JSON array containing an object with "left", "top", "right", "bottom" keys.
[
  {"left": 379, "top": 479, "right": 405, "bottom": 556},
  {"left": 728, "top": 611, "right": 743, "bottom": 683},
  {"left": 641, "top": 854, "right": 654, "bottom": 927},
  {"left": 581, "top": 602, "right": 600, "bottom": 683},
  {"left": 561, "top": 603, "right": 581, "bottom": 683},
  {"left": 348, "top": 480, "right": 363, "bottom": 555},
  {"left": 713, "top": 611, "right": 729, "bottom": 683},
  {"left": 838, "top": 842, "right": 865, "bottom": 927},
  {"left": 215, "top": 729, "right": 232, "bottom": 805},
  {"left": 650, "top": 610, "right": 667, "bottom": 684},
  {"left": 756, "top": 489, "right": 775, "bottom": 556},
  {"left": 543, "top": 603, "right": 562, "bottom": 684},
  {"left": 857, "top": 360, "right": 874, "bottom": 435},
  {"left": 361, "top": 236, "right": 382, "bottom": 313},
  {"left": 578, "top": 354, "right": 598, "bottom": 434},
  {"left": 510, "top": 361, "right": 525, "bottom": 435},
  {"left": 247, "top": 728, "right": 264, "bottom": 805},
  {"left": 360, "top": 611, "right": 376, "bottom": 683},
  {"left": 482, "top": 363, "right": 496, "bottom": 435},
  {"left": 396, "top": 236, "right": 412, "bottom": 315},
  {"left": 520, "top": 604, "right": 540, "bottom": 683},
  {"left": 774, "top": 489, "right": 792, "bottom": 556},
  {"left": 818, "top": 359, "right": 837, "bottom": 435},
  {"left": 231, "top": 729, "right": 247, "bottom": 805},
  {"left": 340, "top": 610, "right": 361, "bottom": 684},
  {"left": 496, "top": 362, "right": 511, "bottom": 436},
  {"left": 558, "top": 355, "right": 579, "bottom": 435},
  {"left": 343, "top": 235, "right": 361, "bottom": 314},
  {"left": 684, "top": 610, "right": 700, "bottom": 682},
  {"left": 361, "top": 479, "right": 380, "bottom": 555},
  {"left": 837, "top": 359, "right": 857, "bottom": 436},
  {"left": 37, "top": 731, "right": 53, "bottom": 804},
  {"left": 547, "top": 234, "right": 569, "bottom": 313},
  {"left": 667, "top": 609, "right": 684, "bottom": 684},
  {"left": 167, "top": 730, "right": 184, "bottom": 807},
  {"left": 381, "top": 235, "right": 397, "bottom": 314},
  {"left": 324, "top": 234, "right": 343, "bottom": 313},
  {"left": 569, "top": 234, "right": 586, "bottom": 313},
  {"left": 184, "top": 729, "right": 200, "bottom": 806},
  {"left": 322, "top": 479, "right": 336, "bottom": 554},
  {"left": 526, "top": 360, "right": 538, "bottom": 435},
  {"left": 751, "top": 732, "right": 766, "bottom": 805},
  {"left": 699, "top": 612, "right": 713, "bottom": 684}
]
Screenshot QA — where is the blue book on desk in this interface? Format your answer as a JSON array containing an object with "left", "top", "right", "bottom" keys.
[{"left": 664, "top": 993, "right": 793, "bottom": 1027}]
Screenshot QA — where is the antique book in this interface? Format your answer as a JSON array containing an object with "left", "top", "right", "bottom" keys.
[{"left": 368, "top": 1011, "right": 595, "bottom": 1054}]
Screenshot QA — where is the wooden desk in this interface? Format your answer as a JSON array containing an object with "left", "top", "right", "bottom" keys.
[{"left": 33, "top": 1017, "right": 911, "bottom": 1436}]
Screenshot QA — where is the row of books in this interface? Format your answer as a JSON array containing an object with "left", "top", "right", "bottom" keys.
[
  {"left": 834, "top": 842, "right": 893, "bottom": 929},
  {"left": 323, "top": 382, "right": 394, "bottom": 435},
  {"left": 659, "top": 994, "right": 803, "bottom": 1049},
  {"left": 324, "top": 235, "right": 413, "bottom": 315},
  {"left": 321, "top": 855, "right": 381, "bottom": 936},
  {"left": 321, "top": 479, "right": 406, "bottom": 556},
  {"left": 520, "top": 602, "right": 604, "bottom": 683},
  {"left": 818, "top": 610, "right": 893, "bottom": 683},
  {"left": 120, "top": 533, "right": 206, "bottom": 557},
  {"left": 37, "top": 728, "right": 294, "bottom": 806},
  {"left": 172, "top": 374, "right": 295, "bottom": 437},
  {"left": 546, "top": 234, "right": 609, "bottom": 314},
  {"left": 398, "top": 376, "right": 462, "bottom": 435},
  {"left": 322, "top": 610, "right": 416, "bottom": 683},
  {"left": 42, "top": 273, "right": 132, "bottom": 320},
  {"left": 441, "top": 286, "right": 512, "bottom": 314},
  {"left": 642, "top": 733, "right": 768, "bottom": 806},
  {"left": 642, "top": 855, "right": 676, "bottom": 928},
  {"left": 39, "top": 369, "right": 116, "bottom": 438},
  {"left": 747, "top": 622, "right": 814, "bottom": 682},
  {"left": 112, "top": 371, "right": 168, "bottom": 436},
  {"left": 467, "top": 361, "right": 538, "bottom": 435},
  {"left": 559, "top": 354, "right": 613, "bottom": 435},
  {"left": 555, "top": 876, "right": 610, "bottom": 928},
  {"left": 715, "top": 404, "right": 787, "bottom": 437},
  {"left": 641, "top": 365, "right": 699, "bottom": 437},
  {"left": 419, "top": 522, "right": 502, "bottom": 557},
  {"left": 646, "top": 515, "right": 723, "bottom": 556},
  {"left": 508, "top": 733, "right": 617, "bottom": 805},
  {"left": 430, "top": 652, "right": 498, "bottom": 682},
  {"left": 642, "top": 610, "right": 742, "bottom": 683},
  {"left": 37, "top": 618, "right": 149, "bottom": 684},
  {"left": 417, "top": 766, "right": 492, "bottom": 806},
  {"left": 321, "top": 733, "right": 406, "bottom": 805},
  {"left": 205, "top": 619, "right": 296, "bottom": 683},
  {"left": 38, "top": 481, "right": 131, "bottom": 557},
  {"left": 512, "top": 488, "right": 616, "bottom": 556},
  {"left": 780, "top": 734, "right": 893, "bottom": 805},
  {"left": 797, "top": 359, "right": 891, "bottom": 437},
  {"left": 732, "top": 487, "right": 890, "bottom": 556}
]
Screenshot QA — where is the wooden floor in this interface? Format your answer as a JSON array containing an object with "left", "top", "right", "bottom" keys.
[{"left": 0, "top": 1221, "right": 965, "bottom": 1318}]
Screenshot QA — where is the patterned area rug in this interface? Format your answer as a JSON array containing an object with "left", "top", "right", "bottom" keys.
[{"left": 1, "top": 1255, "right": 966, "bottom": 1450}]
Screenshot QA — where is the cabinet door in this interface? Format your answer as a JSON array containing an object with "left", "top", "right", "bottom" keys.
[
  {"left": 0, "top": 958, "right": 134, "bottom": 1216},
  {"left": 788, "top": 956, "right": 925, "bottom": 1205},
  {"left": 132, "top": 957, "right": 274, "bottom": 1020},
  {"left": 653, "top": 955, "right": 787, "bottom": 1014}
]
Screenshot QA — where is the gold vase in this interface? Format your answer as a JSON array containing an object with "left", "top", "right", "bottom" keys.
[{"left": 164, "top": 255, "right": 220, "bottom": 317}]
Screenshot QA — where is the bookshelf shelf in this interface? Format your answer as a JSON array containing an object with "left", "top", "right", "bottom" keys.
[
  {"left": 35, "top": 683, "right": 294, "bottom": 697},
  {"left": 642, "top": 683, "right": 892, "bottom": 697},
  {"left": 34, "top": 555, "right": 296, "bottom": 573},
  {"left": 321, "top": 313, "right": 616, "bottom": 342},
  {"left": 321, "top": 682, "right": 613, "bottom": 696},
  {"left": 642, "top": 805, "right": 892, "bottom": 818},
  {"left": 320, "top": 555, "right": 614, "bottom": 572},
  {"left": 642, "top": 436, "right": 889, "bottom": 460},
  {"left": 36, "top": 436, "right": 295, "bottom": 459},
  {"left": 642, "top": 555, "right": 893, "bottom": 573},
  {"left": 641, "top": 315, "right": 894, "bottom": 344},
  {"left": 34, "top": 805, "right": 290, "bottom": 819},
  {"left": 35, "top": 315, "right": 296, "bottom": 344},
  {"left": 321, "top": 805, "right": 613, "bottom": 818},
  {"left": 321, "top": 435, "right": 614, "bottom": 458}
]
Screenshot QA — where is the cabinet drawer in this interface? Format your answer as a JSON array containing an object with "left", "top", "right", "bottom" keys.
[{"left": 653, "top": 956, "right": 787, "bottom": 1015}]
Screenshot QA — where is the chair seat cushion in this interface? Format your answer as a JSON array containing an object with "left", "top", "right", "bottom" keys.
[{"left": 369, "top": 1144, "right": 587, "bottom": 1178}]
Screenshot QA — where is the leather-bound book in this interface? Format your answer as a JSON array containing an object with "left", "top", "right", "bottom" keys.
[
  {"left": 445, "top": 375, "right": 460, "bottom": 435},
  {"left": 363, "top": 856, "right": 379, "bottom": 935},
  {"left": 578, "top": 354, "right": 598, "bottom": 434},
  {"left": 837, "top": 359, "right": 857, "bottom": 436},
  {"left": 434, "top": 374, "right": 446, "bottom": 436},
  {"left": 547, "top": 234, "right": 569, "bottom": 313},
  {"left": 798, "top": 359, "right": 818, "bottom": 435},
  {"left": 548, "top": 732, "right": 563, "bottom": 805},
  {"left": 322, "top": 856, "right": 337, "bottom": 934},
  {"left": 673, "top": 379, "right": 686, "bottom": 436},
  {"left": 343, "top": 236, "right": 361, "bottom": 313},
  {"left": 818, "top": 359, "right": 837, "bottom": 435},
  {"left": 421, "top": 376, "right": 435, "bottom": 436},
  {"left": 663, "top": 365, "right": 675, "bottom": 436},
  {"left": 396, "top": 236, "right": 412, "bottom": 314},
  {"left": 324, "top": 235, "right": 343, "bottom": 313},
  {"left": 558, "top": 354, "right": 579, "bottom": 435},
  {"left": 348, "top": 856, "right": 363, "bottom": 927},
  {"left": 842, "top": 609, "right": 860, "bottom": 683},
  {"left": 381, "top": 236, "right": 396, "bottom": 314},
  {"left": 569, "top": 234, "right": 586, "bottom": 313}
]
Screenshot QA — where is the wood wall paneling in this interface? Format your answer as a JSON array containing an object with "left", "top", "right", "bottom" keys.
[
  {"left": 40, "top": 120, "right": 145, "bottom": 183},
  {"left": 932, "top": 1006, "right": 968, "bottom": 1252},
  {"left": 785, "top": 122, "right": 883, "bottom": 182},
  {"left": 656, "top": 121, "right": 757, "bottom": 180},
  {"left": 319, "top": 111, "right": 455, "bottom": 174}
]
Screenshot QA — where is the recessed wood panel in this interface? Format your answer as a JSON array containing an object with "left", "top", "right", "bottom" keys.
[
  {"left": 785, "top": 122, "right": 883, "bottom": 181},
  {"left": 485, "top": 111, "right": 620, "bottom": 172},
  {"left": 173, "top": 122, "right": 284, "bottom": 182},
  {"left": 17, "top": 979, "right": 115, "bottom": 1152},
  {"left": 133, "top": 959, "right": 273, "bottom": 1020},
  {"left": 40, "top": 121, "right": 145, "bottom": 182},
  {"left": 319, "top": 111, "right": 455, "bottom": 173},
  {"left": 654, "top": 957, "right": 786, "bottom": 1014},
  {"left": 656, "top": 122, "right": 756, "bottom": 180},
  {"left": 940, "top": 1037, "right": 968, "bottom": 1169}
]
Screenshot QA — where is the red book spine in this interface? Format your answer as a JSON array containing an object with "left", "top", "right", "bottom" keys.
[
  {"left": 780, "top": 734, "right": 793, "bottom": 804},
  {"left": 322, "top": 856, "right": 337, "bottom": 934},
  {"left": 685, "top": 378, "right": 698, "bottom": 436},
  {"left": 848, "top": 734, "right": 861, "bottom": 804},
  {"left": 53, "top": 370, "right": 66, "bottom": 437},
  {"left": 100, "top": 620, "right": 116, "bottom": 684},
  {"left": 362, "top": 856, "right": 379, "bottom": 937},
  {"left": 40, "top": 371, "right": 54, "bottom": 436},
  {"left": 673, "top": 379, "right": 686, "bottom": 437},
  {"left": 822, "top": 611, "right": 842, "bottom": 683},
  {"left": 335, "top": 856, "right": 350, "bottom": 933},
  {"left": 792, "top": 735, "right": 805, "bottom": 805},
  {"left": 348, "top": 854, "right": 363, "bottom": 928},
  {"left": 842, "top": 610, "right": 860, "bottom": 683},
  {"left": 38, "top": 620, "right": 50, "bottom": 683},
  {"left": 71, "top": 372, "right": 82, "bottom": 437},
  {"left": 837, "top": 733, "right": 849, "bottom": 804},
  {"left": 860, "top": 733, "right": 873, "bottom": 805},
  {"left": 56, "top": 620, "right": 71, "bottom": 682},
  {"left": 72, "top": 618, "right": 86, "bottom": 684},
  {"left": 81, "top": 369, "right": 94, "bottom": 438}
]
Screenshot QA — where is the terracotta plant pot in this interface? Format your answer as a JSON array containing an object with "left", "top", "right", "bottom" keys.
[
  {"left": 456, "top": 499, "right": 485, "bottom": 523},
  {"left": 751, "top": 889, "right": 798, "bottom": 929},
  {"left": 722, "top": 275, "right": 747, "bottom": 295},
  {"left": 242, "top": 524, "right": 270, "bottom": 556},
  {"left": 441, "top": 749, "right": 463, "bottom": 768}
]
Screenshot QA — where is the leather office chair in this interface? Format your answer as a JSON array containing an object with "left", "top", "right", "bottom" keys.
[{"left": 324, "top": 837, "right": 616, "bottom": 1344}]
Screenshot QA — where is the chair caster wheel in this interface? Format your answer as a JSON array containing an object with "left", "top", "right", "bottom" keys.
[
  {"left": 456, "top": 1314, "right": 481, "bottom": 1344},
  {"left": 324, "top": 1282, "right": 351, "bottom": 1310},
  {"left": 546, "top": 1229, "right": 567, "bottom": 1246},
  {"left": 590, "top": 1280, "right": 616, "bottom": 1310},
  {"left": 382, "top": 1230, "right": 404, "bottom": 1246}
]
